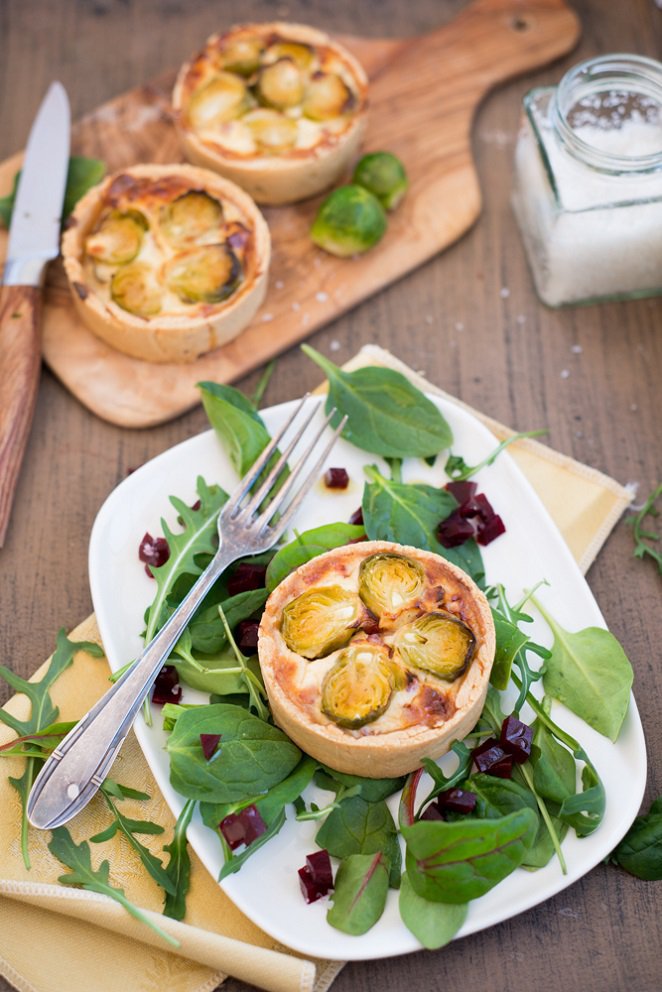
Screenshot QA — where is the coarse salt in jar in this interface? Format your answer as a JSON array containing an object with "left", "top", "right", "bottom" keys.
[{"left": 512, "top": 53, "right": 662, "bottom": 307}]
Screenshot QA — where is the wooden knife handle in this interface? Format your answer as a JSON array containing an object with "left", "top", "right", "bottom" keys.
[{"left": 0, "top": 284, "right": 42, "bottom": 548}]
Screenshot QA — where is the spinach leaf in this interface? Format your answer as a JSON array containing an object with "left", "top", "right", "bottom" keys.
[
  {"left": 490, "top": 612, "right": 530, "bottom": 691},
  {"left": 327, "top": 852, "right": 390, "bottom": 935},
  {"left": 531, "top": 718, "right": 577, "bottom": 805},
  {"left": 403, "top": 807, "right": 538, "bottom": 903},
  {"left": 302, "top": 345, "right": 453, "bottom": 458},
  {"left": 199, "top": 382, "right": 272, "bottom": 478},
  {"left": 627, "top": 482, "right": 662, "bottom": 575},
  {"left": 611, "top": 798, "right": 662, "bottom": 880},
  {"left": 266, "top": 522, "right": 365, "bottom": 591},
  {"left": 399, "top": 873, "right": 467, "bottom": 949},
  {"left": 362, "top": 465, "right": 484, "bottom": 583},
  {"left": 444, "top": 430, "right": 547, "bottom": 482},
  {"left": 162, "top": 799, "right": 195, "bottom": 920},
  {"left": 315, "top": 795, "right": 402, "bottom": 888},
  {"left": 167, "top": 704, "right": 300, "bottom": 803},
  {"left": 184, "top": 587, "right": 268, "bottom": 656},
  {"left": 466, "top": 773, "right": 539, "bottom": 822},
  {"left": 171, "top": 640, "right": 263, "bottom": 697},
  {"left": 314, "top": 766, "right": 405, "bottom": 804},
  {"left": 0, "top": 155, "right": 105, "bottom": 228},
  {"left": 0, "top": 630, "right": 103, "bottom": 868},
  {"left": 534, "top": 595, "right": 633, "bottom": 742},
  {"left": 49, "top": 828, "right": 178, "bottom": 947}
]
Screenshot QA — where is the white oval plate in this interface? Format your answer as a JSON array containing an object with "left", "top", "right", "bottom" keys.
[{"left": 89, "top": 394, "right": 646, "bottom": 961}]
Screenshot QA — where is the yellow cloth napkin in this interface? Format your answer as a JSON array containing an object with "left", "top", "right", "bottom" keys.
[{"left": 0, "top": 345, "right": 632, "bottom": 992}]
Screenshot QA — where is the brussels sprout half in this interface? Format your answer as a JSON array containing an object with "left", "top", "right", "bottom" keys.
[
  {"left": 394, "top": 612, "right": 476, "bottom": 682},
  {"left": 310, "top": 185, "right": 387, "bottom": 258},
  {"left": 220, "top": 35, "right": 264, "bottom": 76},
  {"left": 85, "top": 209, "right": 148, "bottom": 265},
  {"left": 110, "top": 262, "right": 163, "bottom": 317},
  {"left": 303, "top": 72, "right": 353, "bottom": 121},
  {"left": 257, "top": 58, "right": 304, "bottom": 110},
  {"left": 321, "top": 640, "right": 395, "bottom": 729},
  {"left": 358, "top": 553, "right": 425, "bottom": 620},
  {"left": 160, "top": 191, "right": 224, "bottom": 247},
  {"left": 166, "top": 243, "right": 242, "bottom": 305},
  {"left": 264, "top": 41, "right": 314, "bottom": 71},
  {"left": 281, "top": 585, "right": 361, "bottom": 659},
  {"left": 244, "top": 109, "right": 298, "bottom": 152},
  {"left": 188, "top": 72, "right": 249, "bottom": 129},
  {"left": 353, "top": 151, "right": 409, "bottom": 211}
]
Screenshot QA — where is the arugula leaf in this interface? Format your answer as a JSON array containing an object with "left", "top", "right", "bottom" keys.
[
  {"left": 217, "top": 605, "right": 269, "bottom": 720},
  {"left": 399, "top": 873, "right": 467, "bottom": 949},
  {"left": 489, "top": 585, "right": 549, "bottom": 710},
  {"left": 0, "top": 630, "right": 103, "bottom": 868},
  {"left": 0, "top": 155, "right": 105, "bottom": 228},
  {"left": 327, "top": 852, "right": 390, "bottom": 935},
  {"left": 266, "top": 522, "right": 366, "bottom": 591},
  {"left": 302, "top": 345, "right": 453, "bottom": 458},
  {"left": 315, "top": 795, "right": 402, "bottom": 888},
  {"left": 403, "top": 808, "right": 538, "bottom": 904},
  {"left": 418, "top": 741, "right": 473, "bottom": 811},
  {"left": 533, "top": 595, "right": 633, "bottom": 742},
  {"left": 163, "top": 799, "right": 195, "bottom": 920},
  {"left": 166, "top": 704, "right": 300, "bottom": 803},
  {"left": 444, "top": 430, "right": 547, "bottom": 481},
  {"left": 48, "top": 827, "right": 178, "bottom": 947},
  {"left": 627, "top": 483, "right": 662, "bottom": 574},
  {"left": 0, "top": 720, "right": 76, "bottom": 760},
  {"left": 362, "top": 465, "right": 484, "bottom": 583},
  {"left": 611, "top": 798, "right": 662, "bottom": 880}
]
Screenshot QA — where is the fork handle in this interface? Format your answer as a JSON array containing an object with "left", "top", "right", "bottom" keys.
[{"left": 27, "top": 545, "right": 238, "bottom": 830}]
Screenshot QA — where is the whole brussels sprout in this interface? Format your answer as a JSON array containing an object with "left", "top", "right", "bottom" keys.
[
  {"left": 85, "top": 209, "right": 147, "bottom": 265},
  {"left": 394, "top": 611, "right": 475, "bottom": 681},
  {"left": 353, "top": 151, "right": 408, "bottom": 211},
  {"left": 281, "top": 585, "right": 361, "bottom": 659},
  {"left": 188, "top": 73, "right": 249, "bottom": 129},
  {"left": 310, "top": 185, "right": 387, "bottom": 258},
  {"left": 110, "top": 262, "right": 163, "bottom": 317},
  {"left": 321, "top": 640, "right": 395, "bottom": 728},
  {"left": 358, "top": 553, "right": 425, "bottom": 620},
  {"left": 166, "top": 244, "right": 242, "bottom": 304},
  {"left": 161, "top": 191, "right": 224, "bottom": 247}
]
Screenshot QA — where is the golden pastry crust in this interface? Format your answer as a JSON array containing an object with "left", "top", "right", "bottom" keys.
[
  {"left": 258, "top": 540, "right": 496, "bottom": 777},
  {"left": 172, "top": 22, "right": 368, "bottom": 205},
  {"left": 61, "top": 163, "right": 270, "bottom": 363}
]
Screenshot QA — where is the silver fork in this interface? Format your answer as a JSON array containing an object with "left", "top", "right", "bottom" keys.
[{"left": 27, "top": 396, "right": 346, "bottom": 831}]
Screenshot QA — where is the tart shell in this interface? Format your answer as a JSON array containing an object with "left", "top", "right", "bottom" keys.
[
  {"left": 258, "top": 540, "right": 496, "bottom": 778},
  {"left": 61, "top": 164, "right": 271, "bottom": 364},
  {"left": 172, "top": 22, "right": 369, "bottom": 205}
]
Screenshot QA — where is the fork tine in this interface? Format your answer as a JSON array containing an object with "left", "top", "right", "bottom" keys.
[
  {"left": 259, "top": 414, "right": 348, "bottom": 540},
  {"left": 238, "top": 401, "right": 321, "bottom": 519},
  {"left": 223, "top": 394, "right": 309, "bottom": 514}
]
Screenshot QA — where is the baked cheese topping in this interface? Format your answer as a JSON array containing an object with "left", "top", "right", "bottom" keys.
[
  {"left": 82, "top": 172, "right": 257, "bottom": 320},
  {"left": 177, "top": 26, "right": 365, "bottom": 160},
  {"left": 268, "top": 548, "right": 486, "bottom": 738}
]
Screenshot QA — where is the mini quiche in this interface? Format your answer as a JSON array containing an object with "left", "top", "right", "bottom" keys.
[
  {"left": 61, "top": 164, "right": 270, "bottom": 363},
  {"left": 258, "top": 540, "right": 496, "bottom": 777},
  {"left": 172, "top": 22, "right": 368, "bottom": 205}
]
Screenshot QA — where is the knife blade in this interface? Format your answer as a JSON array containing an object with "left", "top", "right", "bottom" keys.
[{"left": 0, "top": 81, "right": 70, "bottom": 546}]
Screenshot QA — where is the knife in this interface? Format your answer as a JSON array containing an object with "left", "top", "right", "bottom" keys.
[{"left": 0, "top": 81, "right": 70, "bottom": 547}]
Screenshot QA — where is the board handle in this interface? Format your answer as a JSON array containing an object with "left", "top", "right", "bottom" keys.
[{"left": 0, "top": 285, "right": 42, "bottom": 547}]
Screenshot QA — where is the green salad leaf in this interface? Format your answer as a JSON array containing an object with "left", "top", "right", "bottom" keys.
[
  {"left": 265, "top": 522, "right": 365, "bottom": 590},
  {"left": 327, "top": 852, "right": 390, "bottom": 935},
  {"left": 316, "top": 795, "right": 402, "bottom": 888},
  {"left": 399, "top": 873, "right": 467, "bottom": 949},
  {"left": 199, "top": 382, "right": 273, "bottom": 479},
  {"left": 611, "top": 798, "right": 662, "bottom": 880},
  {"left": 162, "top": 799, "right": 195, "bottom": 920},
  {"left": 0, "top": 155, "right": 106, "bottom": 229}
]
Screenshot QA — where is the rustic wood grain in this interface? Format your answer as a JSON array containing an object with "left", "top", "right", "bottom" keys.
[
  {"left": 0, "top": 0, "right": 580, "bottom": 428},
  {"left": 0, "top": 285, "right": 42, "bottom": 546},
  {"left": 1, "top": 2, "right": 661, "bottom": 992}
]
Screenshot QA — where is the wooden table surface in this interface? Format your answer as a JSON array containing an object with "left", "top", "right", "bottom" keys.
[{"left": 1, "top": 2, "right": 660, "bottom": 991}]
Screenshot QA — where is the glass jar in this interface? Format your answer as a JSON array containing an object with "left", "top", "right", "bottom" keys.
[{"left": 512, "top": 54, "right": 662, "bottom": 307}]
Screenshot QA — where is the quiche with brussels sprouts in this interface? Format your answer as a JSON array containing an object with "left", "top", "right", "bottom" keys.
[
  {"left": 62, "top": 164, "right": 270, "bottom": 363},
  {"left": 172, "top": 22, "right": 368, "bottom": 205},
  {"left": 258, "top": 540, "right": 496, "bottom": 777}
]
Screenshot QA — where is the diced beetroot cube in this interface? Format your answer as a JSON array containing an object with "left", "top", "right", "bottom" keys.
[
  {"left": 220, "top": 812, "right": 246, "bottom": 850},
  {"left": 477, "top": 514, "right": 506, "bottom": 546},
  {"left": 420, "top": 802, "right": 445, "bottom": 821},
  {"left": 227, "top": 224, "right": 250, "bottom": 250},
  {"left": 152, "top": 666, "right": 182, "bottom": 705},
  {"left": 500, "top": 715, "right": 533, "bottom": 763},
  {"left": 437, "top": 510, "right": 475, "bottom": 548},
  {"left": 238, "top": 804, "right": 267, "bottom": 845},
  {"left": 236, "top": 619, "right": 260, "bottom": 653},
  {"left": 200, "top": 733, "right": 221, "bottom": 760},
  {"left": 472, "top": 493, "right": 497, "bottom": 522},
  {"left": 299, "top": 865, "right": 325, "bottom": 903},
  {"left": 306, "top": 849, "right": 334, "bottom": 890},
  {"left": 139, "top": 532, "right": 170, "bottom": 576},
  {"left": 324, "top": 467, "right": 350, "bottom": 489},
  {"left": 227, "top": 562, "right": 267, "bottom": 596},
  {"left": 436, "top": 788, "right": 477, "bottom": 815},
  {"left": 473, "top": 737, "right": 513, "bottom": 778},
  {"left": 444, "top": 481, "right": 478, "bottom": 507},
  {"left": 348, "top": 507, "right": 364, "bottom": 526}
]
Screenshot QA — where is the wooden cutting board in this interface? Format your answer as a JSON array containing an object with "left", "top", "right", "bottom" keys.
[{"left": 0, "top": 0, "right": 579, "bottom": 428}]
